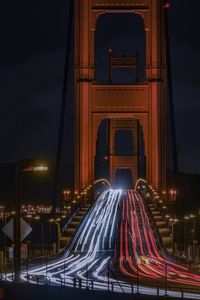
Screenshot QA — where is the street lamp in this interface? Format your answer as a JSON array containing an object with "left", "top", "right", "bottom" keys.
[
  {"left": 169, "top": 218, "right": 179, "bottom": 253},
  {"left": 169, "top": 189, "right": 177, "bottom": 202},
  {"left": 63, "top": 189, "right": 71, "bottom": 212},
  {"left": 2, "top": 209, "right": 7, "bottom": 264},
  {"left": 189, "top": 214, "right": 197, "bottom": 260},
  {"left": 72, "top": 191, "right": 79, "bottom": 206},
  {"left": 34, "top": 215, "right": 45, "bottom": 257},
  {"left": 48, "top": 218, "right": 54, "bottom": 254},
  {"left": 14, "top": 159, "right": 48, "bottom": 282},
  {"left": 24, "top": 214, "right": 33, "bottom": 259},
  {"left": 54, "top": 218, "right": 61, "bottom": 252},
  {"left": 183, "top": 216, "right": 191, "bottom": 258},
  {"left": 77, "top": 195, "right": 81, "bottom": 206}
]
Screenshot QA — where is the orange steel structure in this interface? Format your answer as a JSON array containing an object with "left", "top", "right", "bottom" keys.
[
  {"left": 109, "top": 119, "right": 139, "bottom": 187},
  {"left": 74, "top": 0, "right": 167, "bottom": 191}
]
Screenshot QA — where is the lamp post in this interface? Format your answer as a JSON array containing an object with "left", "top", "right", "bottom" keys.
[
  {"left": 14, "top": 160, "right": 48, "bottom": 282},
  {"left": 63, "top": 190, "right": 67, "bottom": 211},
  {"left": 190, "top": 214, "right": 196, "bottom": 240},
  {"left": 55, "top": 218, "right": 61, "bottom": 252},
  {"left": 189, "top": 214, "right": 196, "bottom": 261},
  {"left": 2, "top": 209, "right": 7, "bottom": 264},
  {"left": 183, "top": 216, "right": 190, "bottom": 259},
  {"left": 169, "top": 218, "right": 179, "bottom": 253},
  {"left": 34, "top": 215, "right": 44, "bottom": 257},
  {"left": 63, "top": 190, "right": 71, "bottom": 214},
  {"left": 48, "top": 219, "right": 54, "bottom": 254},
  {"left": 73, "top": 190, "right": 78, "bottom": 207},
  {"left": 169, "top": 188, "right": 177, "bottom": 202},
  {"left": 24, "top": 214, "right": 32, "bottom": 259},
  {"left": 77, "top": 195, "right": 81, "bottom": 207}
]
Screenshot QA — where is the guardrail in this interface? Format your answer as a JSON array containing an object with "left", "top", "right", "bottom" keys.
[{"left": 1, "top": 266, "right": 199, "bottom": 300}]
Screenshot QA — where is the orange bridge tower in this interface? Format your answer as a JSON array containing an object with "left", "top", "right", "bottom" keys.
[{"left": 74, "top": 0, "right": 167, "bottom": 191}]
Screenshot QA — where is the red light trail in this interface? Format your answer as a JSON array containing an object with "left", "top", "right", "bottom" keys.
[{"left": 119, "top": 190, "right": 200, "bottom": 287}]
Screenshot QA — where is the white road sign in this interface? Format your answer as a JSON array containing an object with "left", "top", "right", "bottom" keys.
[{"left": 2, "top": 217, "right": 32, "bottom": 242}]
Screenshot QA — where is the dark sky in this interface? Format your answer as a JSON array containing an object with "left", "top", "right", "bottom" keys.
[{"left": 0, "top": 0, "right": 200, "bottom": 174}]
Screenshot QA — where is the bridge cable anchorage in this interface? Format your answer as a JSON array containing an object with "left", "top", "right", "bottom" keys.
[{"left": 53, "top": 0, "right": 74, "bottom": 214}]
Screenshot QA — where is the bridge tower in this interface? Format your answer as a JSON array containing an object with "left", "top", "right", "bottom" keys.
[{"left": 74, "top": 0, "right": 167, "bottom": 191}]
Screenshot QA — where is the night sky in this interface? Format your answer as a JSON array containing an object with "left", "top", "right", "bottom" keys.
[{"left": 0, "top": 0, "right": 200, "bottom": 175}]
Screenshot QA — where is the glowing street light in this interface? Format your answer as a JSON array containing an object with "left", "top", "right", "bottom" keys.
[
  {"left": 189, "top": 214, "right": 196, "bottom": 219},
  {"left": 168, "top": 218, "right": 179, "bottom": 253},
  {"left": 22, "top": 163, "right": 48, "bottom": 173},
  {"left": 169, "top": 189, "right": 177, "bottom": 201}
]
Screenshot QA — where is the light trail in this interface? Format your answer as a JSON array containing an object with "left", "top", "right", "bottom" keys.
[
  {"left": 120, "top": 190, "right": 200, "bottom": 290},
  {"left": 20, "top": 189, "right": 122, "bottom": 284},
  {"left": 4, "top": 189, "right": 200, "bottom": 299}
]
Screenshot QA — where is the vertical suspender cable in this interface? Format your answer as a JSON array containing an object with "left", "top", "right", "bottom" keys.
[
  {"left": 164, "top": 2, "right": 179, "bottom": 186},
  {"left": 53, "top": 0, "right": 74, "bottom": 214}
]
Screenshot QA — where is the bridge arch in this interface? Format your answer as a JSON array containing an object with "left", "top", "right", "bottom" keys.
[
  {"left": 114, "top": 168, "right": 133, "bottom": 189},
  {"left": 95, "top": 12, "right": 146, "bottom": 84}
]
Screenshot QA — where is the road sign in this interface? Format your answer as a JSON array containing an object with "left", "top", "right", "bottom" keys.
[{"left": 2, "top": 218, "right": 32, "bottom": 242}]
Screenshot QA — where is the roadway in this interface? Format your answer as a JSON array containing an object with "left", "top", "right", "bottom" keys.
[
  {"left": 120, "top": 190, "right": 200, "bottom": 288},
  {"left": 21, "top": 189, "right": 122, "bottom": 289},
  {"left": 5, "top": 189, "right": 200, "bottom": 299}
]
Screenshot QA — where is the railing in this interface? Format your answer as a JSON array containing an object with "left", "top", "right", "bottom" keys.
[
  {"left": 1, "top": 264, "right": 200, "bottom": 300},
  {"left": 62, "top": 204, "right": 83, "bottom": 233}
]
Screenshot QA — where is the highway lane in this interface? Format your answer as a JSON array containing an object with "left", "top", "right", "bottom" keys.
[
  {"left": 21, "top": 189, "right": 122, "bottom": 284},
  {"left": 120, "top": 190, "right": 200, "bottom": 288}
]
